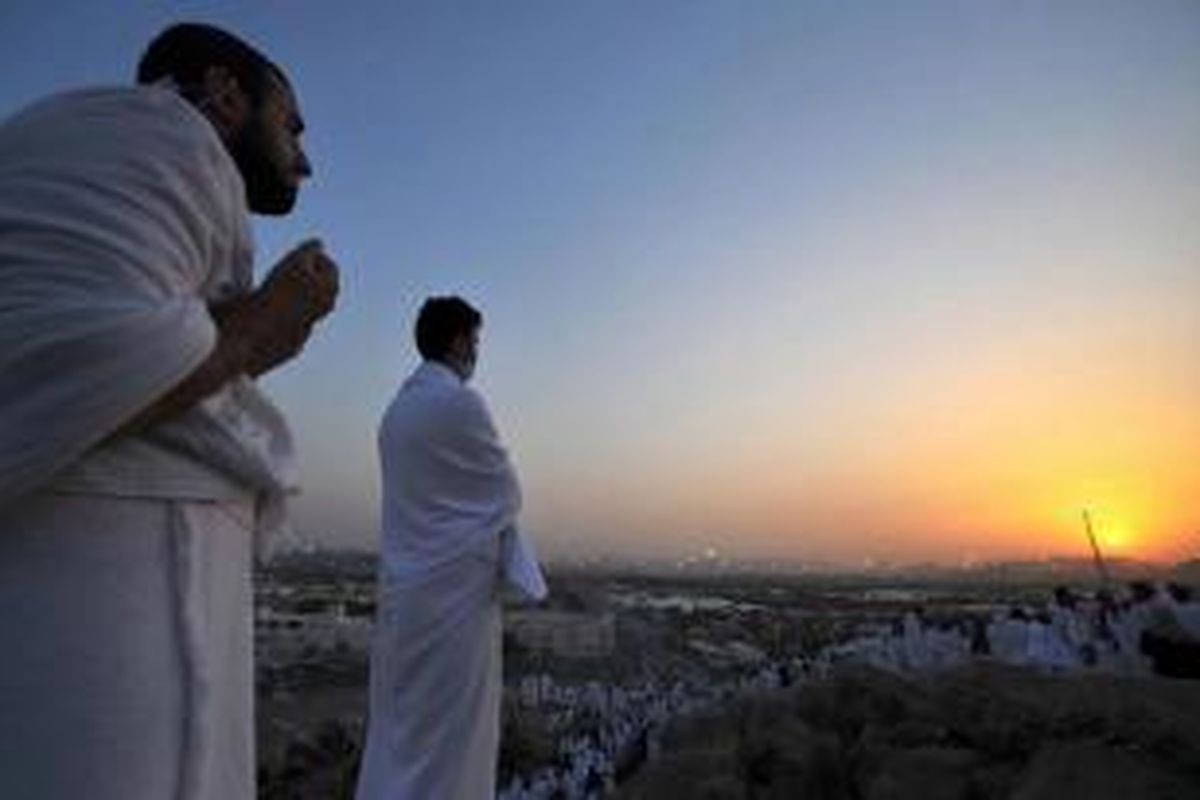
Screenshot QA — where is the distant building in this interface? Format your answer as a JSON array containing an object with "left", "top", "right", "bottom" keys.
[{"left": 506, "top": 610, "right": 616, "bottom": 658}]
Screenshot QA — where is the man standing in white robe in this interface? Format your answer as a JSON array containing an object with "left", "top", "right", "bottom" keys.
[
  {"left": 0, "top": 24, "right": 339, "bottom": 800},
  {"left": 356, "top": 296, "right": 547, "bottom": 800}
]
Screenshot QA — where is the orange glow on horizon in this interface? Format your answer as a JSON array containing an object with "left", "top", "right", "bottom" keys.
[{"left": 528, "top": 310, "right": 1199, "bottom": 566}]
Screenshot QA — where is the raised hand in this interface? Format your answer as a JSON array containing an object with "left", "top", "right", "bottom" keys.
[
  {"left": 215, "top": 239, "right": 341, "bottom": 377},
  {"left": 259, "top": 238, "right": 340, "bottom": 326}
]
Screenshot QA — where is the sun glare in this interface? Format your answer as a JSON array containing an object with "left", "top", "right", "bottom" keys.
[
  {"left": 1079, "top": 506, "right": 1139, "bottom": 560},
  {"left": 1095, "top": 520, "right": 1132, "bottom": 554}
]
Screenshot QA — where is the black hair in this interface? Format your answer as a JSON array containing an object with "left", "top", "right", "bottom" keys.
[
  {"left": 415, "top": 296, "right": 482, "bottom": 361},
  {"left": 136, "top": 22, "right": 286, "bottom": 106}
]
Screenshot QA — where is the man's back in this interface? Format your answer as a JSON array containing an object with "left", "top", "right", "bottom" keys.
[
  {"left": 359, "top": 297, "right": 543, "bottom": 800},
  {"left": 377, "top": 360, "right": 520, "bottom": 583}
]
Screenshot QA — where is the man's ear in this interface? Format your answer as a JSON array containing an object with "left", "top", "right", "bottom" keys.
[{"left": 198, "top": 65, "right": 251, "bottom": 136}]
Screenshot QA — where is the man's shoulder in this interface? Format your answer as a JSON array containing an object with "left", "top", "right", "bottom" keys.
[
  {"left": 401, "top": 362, "right": 481, "bottom": 398},
  {"left": 384, "top": 368, "right": 491, "bottom": 429},
  {"left": 1, "top": 86, "right": 230, "bottom": 179},
  {"left": 0, "top": 85, "right": 244, "bottom": 237},
  {"left": 402, "top": 372, "right": 487, "bottom": 413},
  {"left": 4, "top": 86, "right": 205, "bottom": 137}
]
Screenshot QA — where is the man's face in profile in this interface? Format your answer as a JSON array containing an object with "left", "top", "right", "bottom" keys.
[
  {"left": 230, "top": 72, "right": 311, "bottom": 215},
  {"left": 449, "top": 327, "right": 480, "bottom": 382}
]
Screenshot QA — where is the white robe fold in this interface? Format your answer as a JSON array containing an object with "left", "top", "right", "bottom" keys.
[
  {"left": 0, "top": 491, "right": 256, "bottom": 800},
  {"left": 357, "top": 361, "right": 546, "bottom": 800},
  {"left": 0, "top": 87, "right": 297, "bottom": 518}
]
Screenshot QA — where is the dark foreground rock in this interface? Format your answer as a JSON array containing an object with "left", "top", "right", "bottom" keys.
[{"left": 615, "top": 664, "right": 1200, "bottom": 800}]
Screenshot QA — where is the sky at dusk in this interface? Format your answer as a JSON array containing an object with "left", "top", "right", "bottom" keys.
[{"left": 2, "top": 1, "right": 1197, "bottom": 565}]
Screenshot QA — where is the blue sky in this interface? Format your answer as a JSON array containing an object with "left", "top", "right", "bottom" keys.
[{"left": 3, "top": 1, "right": 1198, "bottom": 563}]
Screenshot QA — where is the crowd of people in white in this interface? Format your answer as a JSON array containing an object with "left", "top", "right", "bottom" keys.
[
  {"left": 829, "top": 581, "right": 1200, "bottom": 676},
  {"left": 497, "top": 581, "right": 1200, "bottom": 799},
  {"left": 499, "top": 668, "right": 791, "bottom": 799}
]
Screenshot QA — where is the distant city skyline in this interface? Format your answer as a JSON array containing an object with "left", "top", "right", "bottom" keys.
[{"left": 2, "top": 1, "right": 1197, "bottom": 564}]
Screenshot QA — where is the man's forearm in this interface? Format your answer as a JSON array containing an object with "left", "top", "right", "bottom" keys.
[
  {"left": 114, "top": 304, "right": 253, "bottom": 435},
  {"left": 112, "top": 243, "right": 338, "bottom": 436}
]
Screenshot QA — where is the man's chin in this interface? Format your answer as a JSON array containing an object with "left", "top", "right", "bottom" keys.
[{"left": 248, "top": 187, "right": 298, "bottom": 216}]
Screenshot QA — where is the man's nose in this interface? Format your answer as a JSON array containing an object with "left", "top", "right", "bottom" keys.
[{"left": 296, "top": 150, "right": 313, "bottom": 179}]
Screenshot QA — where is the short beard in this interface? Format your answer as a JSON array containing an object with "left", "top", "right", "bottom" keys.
[{"left": 229, "top": 115, "right": 297, "bottom": 215}]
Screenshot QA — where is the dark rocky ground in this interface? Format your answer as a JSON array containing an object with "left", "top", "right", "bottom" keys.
[
  {"left": 259, "top": 662, "right": 1200, "bottom": 799},
  {"left": 615, "top": 663, "right": 1200, "bottom": 800}
]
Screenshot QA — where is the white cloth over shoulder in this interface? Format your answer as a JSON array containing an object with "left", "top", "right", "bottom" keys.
[
  {"left": 356, "top": 361, "right": 545, "bottom": 800},
  {"left": 0, "top": 87, "right": 296, "bottom": 534},
  {"left": 0, "top": 86, "right": 296, "bottom": 800},
  {"left": 375, "top": 360, "right": 546, "bottom": 601}
]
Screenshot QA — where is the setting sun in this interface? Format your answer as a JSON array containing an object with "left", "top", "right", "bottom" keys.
[{"left": 1080, "top": 508, "right": 1136, "bottom": 559}]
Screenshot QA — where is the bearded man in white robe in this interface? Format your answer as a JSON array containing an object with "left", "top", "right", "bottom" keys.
[
  {"left": 0, "top": 23, "right": 339, "bottom": 800},
  {"left": 356, "top": 296, "right": 547, "bottom": 800}
]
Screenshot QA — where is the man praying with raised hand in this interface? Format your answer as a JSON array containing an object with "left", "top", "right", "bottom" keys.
[{"left": 0, "top": 23, "right": 338, "bottom": 800}]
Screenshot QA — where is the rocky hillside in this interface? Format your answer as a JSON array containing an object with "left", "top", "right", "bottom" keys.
[{"left": 615, "top": 664, "right": 1200, "bottom": 799}]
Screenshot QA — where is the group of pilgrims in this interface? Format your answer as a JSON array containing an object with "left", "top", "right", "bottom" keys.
[
  {"left": 496, "top": 580, "right": 1200, "bottom": 799},
  {"left": 828, "top": 580, "right": 1200, "bottom": 676},
  {"left": 498, "top": 669, "right": 788, "bottom": 799}
]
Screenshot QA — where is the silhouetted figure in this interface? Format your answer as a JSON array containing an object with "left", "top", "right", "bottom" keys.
[{"left": 356, "top": 296, "right": 546, "bottom": 800}]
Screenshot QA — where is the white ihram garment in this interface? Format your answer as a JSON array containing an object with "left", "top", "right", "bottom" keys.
[
  {"left": 356, "top": 361, "right": 546, "bottom": 800},
  {"left": 0, "top": 492, "right": 255, "bottom": 799},
  {"left": 0, "top": 88, "right": 296, "bottom": 799}
]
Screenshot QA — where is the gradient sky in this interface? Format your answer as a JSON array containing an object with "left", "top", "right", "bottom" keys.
[{"left": 2, "top": 1, "right": 1197, "bottom": 565}]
